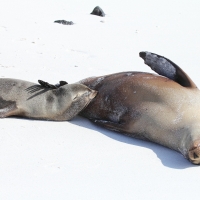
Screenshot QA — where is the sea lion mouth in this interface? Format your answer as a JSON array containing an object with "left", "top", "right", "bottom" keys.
[{"left": 188, "top": 140, "right": 200, "bottom": 165}]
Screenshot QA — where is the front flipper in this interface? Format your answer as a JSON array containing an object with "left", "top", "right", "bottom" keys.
[
  {"left": 90, "top": 119, "right": 128, "bottom": 133},
  {"left": 0, "top": 97, "right": 18, "bottom": 118},
  {"left": 139, "top": 51, "right": 197, "bottom": 88}
]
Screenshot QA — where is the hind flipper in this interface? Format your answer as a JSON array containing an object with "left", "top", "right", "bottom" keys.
[
  {"left": 139, "top": 51, "right": 197, "bottom": 88},
  {"left": 38, "top": 80, "right": 68, "bottom": 89},
  {"left": 0, "top": 97, "right": 18, "bottom": 118},
  {"left": 38, "top": 80, "right": 57, "bottom": 89}
]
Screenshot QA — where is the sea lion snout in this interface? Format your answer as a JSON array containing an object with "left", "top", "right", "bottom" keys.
[{"left": 188, "top": 139, "right": 200, "bottom": 164}]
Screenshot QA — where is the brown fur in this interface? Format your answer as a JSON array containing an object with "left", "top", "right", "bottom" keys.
[{"left": 79, "top": 71, "right": 200, "bottom": 164}]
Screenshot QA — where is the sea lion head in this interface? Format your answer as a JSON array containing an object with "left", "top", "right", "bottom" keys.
[
  {"left": 61, "top": 83, "right": 97, "bottom": 120},
  {"left": 47, "top": 83, "right": 97, "bottom": 120}
]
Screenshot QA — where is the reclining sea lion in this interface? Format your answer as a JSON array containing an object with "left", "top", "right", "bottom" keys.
[
  {"left": 0, "top": 79, "right": 97, "bottom": 120},
  {"left": 78, "top": 52, "right": 200, "bottom": 165}
]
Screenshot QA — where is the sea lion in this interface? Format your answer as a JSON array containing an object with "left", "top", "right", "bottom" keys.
[
  {"left": 79, "top": 51, "right": 200, "bottom": 165},
  {"left": 0, "top": 79, "right": 97, "bottom": 120}
]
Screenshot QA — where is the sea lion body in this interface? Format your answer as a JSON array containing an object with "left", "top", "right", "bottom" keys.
[
  {"left": 0, "top": 78, "right": 97, "bottom": 121},
  {"left": 79, "top": 52, "right": 200, "bottom": 164}
]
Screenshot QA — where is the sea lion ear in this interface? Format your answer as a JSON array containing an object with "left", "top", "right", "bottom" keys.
[{"left": 139, "top": 51, "right": 197, "bottom": 88}]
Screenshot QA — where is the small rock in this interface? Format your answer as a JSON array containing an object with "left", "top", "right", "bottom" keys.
[
  {"left": 54, "top": 20, "right": 74, "bottom": 25},
  {"left": 91, "top": 6, "right": 105, "bottom": 17}
]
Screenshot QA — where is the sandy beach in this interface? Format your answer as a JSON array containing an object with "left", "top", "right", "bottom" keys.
[{"left": 0, "top": 1, "right": 200, "bottom": 199}]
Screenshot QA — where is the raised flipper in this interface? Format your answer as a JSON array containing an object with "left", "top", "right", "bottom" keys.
[
  {"left": 139, "top": 51, "right": 197, "bottom": 88},
  {"left": 0, "top": 97, "right": 17, "bottom": 118},
  {"left": 38, "top": 80, "right": 68, "bottom": 89}
]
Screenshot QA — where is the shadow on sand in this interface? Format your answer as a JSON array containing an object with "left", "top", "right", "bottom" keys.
[{"left": 70, "top": 116, "right": 197, "bottom": 169}]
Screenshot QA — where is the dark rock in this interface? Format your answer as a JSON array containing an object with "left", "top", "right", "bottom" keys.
[
  {"left": 54, "top": 20, "right": 74, "bottom": 25},
  {"left": 90, "top": 6, "right": 105, "bottom": 17}
]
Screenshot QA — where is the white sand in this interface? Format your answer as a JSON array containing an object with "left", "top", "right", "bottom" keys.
[{"left": 0, "top": 0, "right": 200, "bottom": 199}]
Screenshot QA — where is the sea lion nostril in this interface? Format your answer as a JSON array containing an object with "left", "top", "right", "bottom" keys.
[
  {"left": 190, "top": 146, "right": 197, "bottom": 151},
  {"left": 194, "top": 152, "right": 199, "bottom": 159}
]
